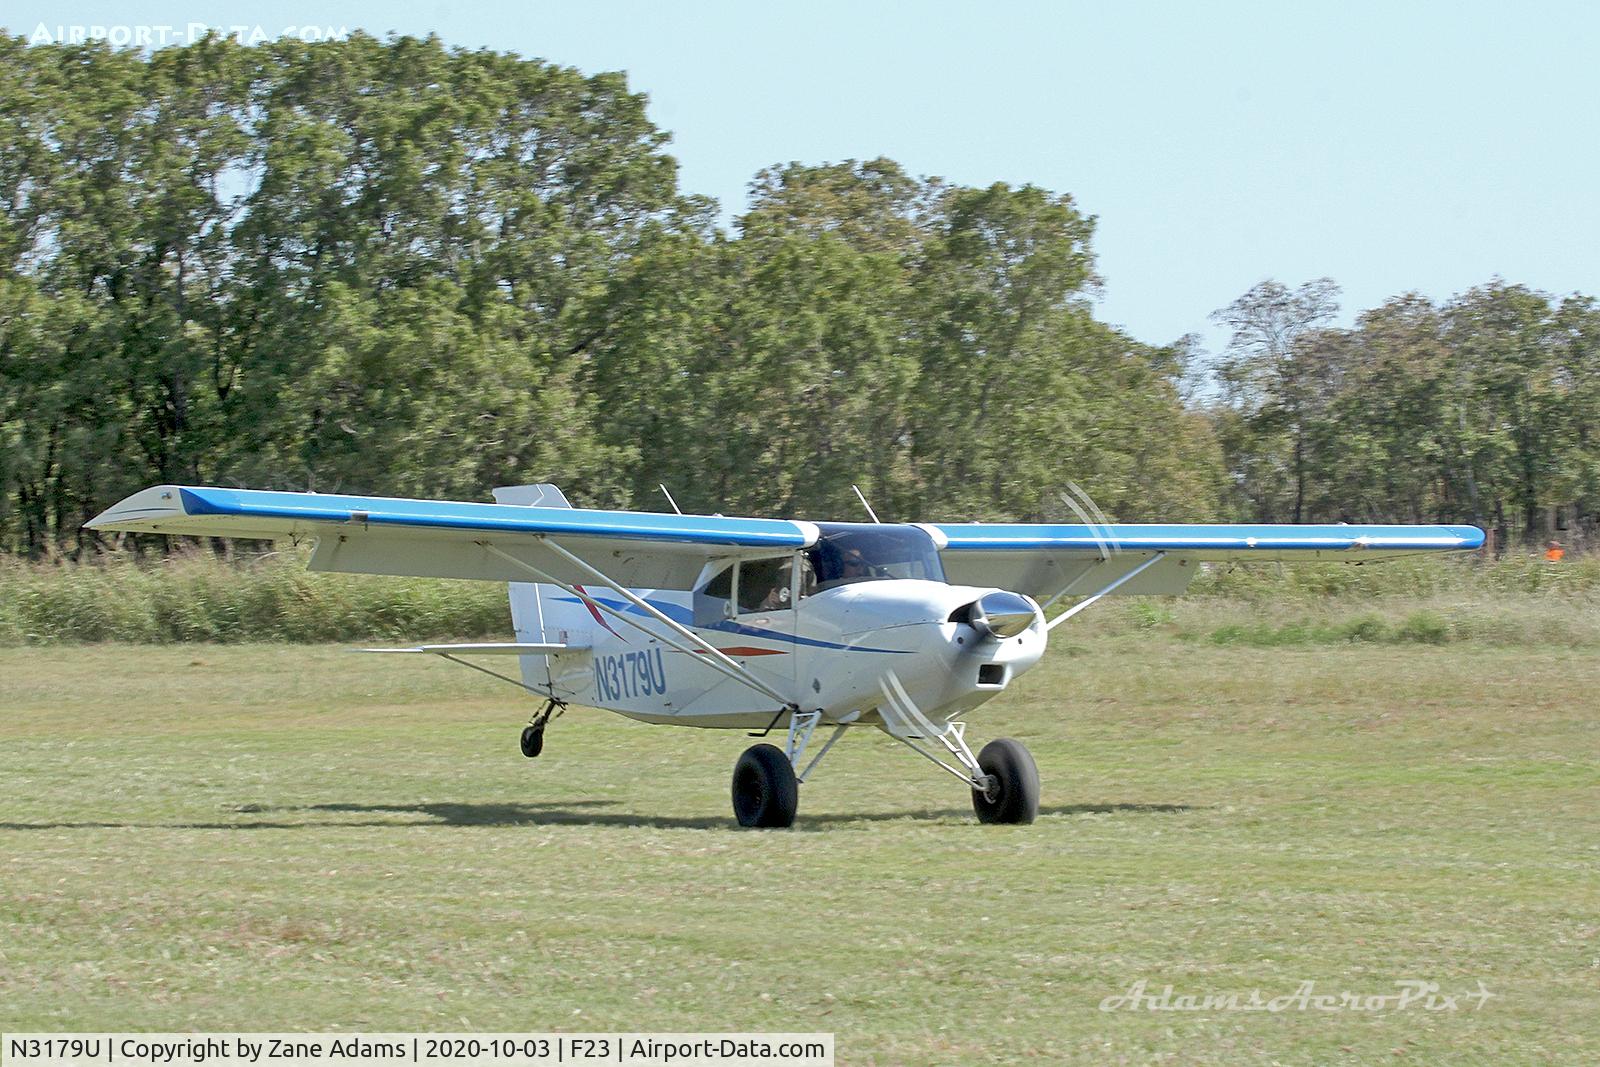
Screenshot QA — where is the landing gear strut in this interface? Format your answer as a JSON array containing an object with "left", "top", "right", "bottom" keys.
[
  {"left": 519, "top": 699, "right": 565, "bottom": 759},
  {"left": 889, "top": 717, "right": 1041, "bottom": 825},
  {"left": 731, "top": 710, "right": 844, "bottom": 828}
]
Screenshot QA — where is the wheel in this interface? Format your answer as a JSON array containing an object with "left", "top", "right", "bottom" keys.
[
  {"left": 519, "top": 724, "right": 544, "bottom": 759},
  {"left": 971, "top": 738, "right": 1039, "bottom": 824},
  {"left": 731, "top": 743, "right": 799, "bottom": 828}
]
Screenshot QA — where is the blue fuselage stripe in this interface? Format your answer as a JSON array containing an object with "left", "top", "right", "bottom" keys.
[{"left": 551, "top": 595, "right": 911, "bottom": 654}]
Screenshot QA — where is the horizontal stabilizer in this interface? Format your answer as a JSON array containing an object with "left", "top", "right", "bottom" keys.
[{"left": 357, "top": 642, "right": 574, "bottom": 656}]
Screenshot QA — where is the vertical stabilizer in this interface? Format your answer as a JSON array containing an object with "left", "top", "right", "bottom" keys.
[
  {"left": 491, "top": 483, "right": 572, "bottom": 509},
  {"left": 491, "top": 483, "right": 574, "bottom": 692}
]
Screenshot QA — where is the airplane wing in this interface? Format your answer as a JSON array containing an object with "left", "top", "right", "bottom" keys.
[
  {"left": 357, "top": 642, "right": 578, "bottom": 655},
  {"left": 932, "top": 522, "right": 1486, "bottom": 600},
  {"left": 86, "top": 485, "right": 817, "bottom": 589}
]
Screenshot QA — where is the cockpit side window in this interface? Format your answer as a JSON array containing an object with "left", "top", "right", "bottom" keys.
[{"left": 737, "top": 557, "right": 793, "bottom": 613}]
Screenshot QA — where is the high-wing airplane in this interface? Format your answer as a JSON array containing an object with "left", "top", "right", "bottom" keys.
[{"left": 87, "top": 484, "right": 1484, "bottom": 828}]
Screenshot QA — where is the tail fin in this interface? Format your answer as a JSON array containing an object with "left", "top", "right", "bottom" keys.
[
  {"left": 491, "top": 484, "right": 572, "bottom": 509},
  {"left": 491, "top": 483, "right": 576, "bottom": 692}
]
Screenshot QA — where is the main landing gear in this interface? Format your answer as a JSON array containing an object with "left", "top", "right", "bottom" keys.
[
  {"left": 730, "top": 710, "right": 1039, "bottom": 829},
  {"left": 969, "top": 737, "right": 1040, "bottom": 824},
  {"left": 732, "top": 709, "right": 846, "bottom": 829},
  {"left": 519, "top": 699, "right": 565, "bottom": 759},
  {"left": 902, "top": 726, "right": 1039, "bottom": 826},
  {"left": 731, "top": 744, "right": 798, "bottom": 828}
]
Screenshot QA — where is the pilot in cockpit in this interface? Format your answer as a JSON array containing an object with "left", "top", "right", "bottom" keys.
[{"left": 838, "top": 549, "right": 871, "bottom": 581}]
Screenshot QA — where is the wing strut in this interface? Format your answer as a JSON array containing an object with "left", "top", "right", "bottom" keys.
[
  {"left": 477, "top": 540, "right": 794, "bottom": 710},
  {"left": 1045, "top": 551, "right": 1168, "bottom": 631}
]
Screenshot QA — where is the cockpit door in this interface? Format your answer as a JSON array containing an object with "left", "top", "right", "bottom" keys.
[
  {"left": 686, "top": 554, "right": 799, "bottom": 711},
  {"left": 726, "top": 554, "right": 800, "bottom": 696}
]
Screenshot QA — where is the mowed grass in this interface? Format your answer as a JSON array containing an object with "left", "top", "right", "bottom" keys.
[{"left": 1, "top": 639, "right": 1596, "bottom": 1064}]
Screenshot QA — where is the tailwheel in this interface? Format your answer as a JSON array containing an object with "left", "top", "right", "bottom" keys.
[
  {"left": 731, "top": 743, "right": 799, "bottom": 828},
  {"left": 971, "top": 738, "right": 1040, "bottom": 825},
  {"left": 519, "top": 699, "right": 564, "bottom": 760}
]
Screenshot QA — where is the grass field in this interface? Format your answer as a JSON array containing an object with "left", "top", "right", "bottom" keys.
[{"left": 2, "top": 637, "right": 1596, "bottom": 1064}]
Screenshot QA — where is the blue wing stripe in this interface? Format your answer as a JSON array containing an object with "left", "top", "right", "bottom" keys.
[
  {"left": 177, "top": 487, "right": 812, "bottom": 548},
  {"left": 935, "top": 522, "right": 1485, "bottom": 552}
]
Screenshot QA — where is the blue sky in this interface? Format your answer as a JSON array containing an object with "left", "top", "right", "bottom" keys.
[{"left": 10, "top": 1, "right": 1599, "bottom": 354}]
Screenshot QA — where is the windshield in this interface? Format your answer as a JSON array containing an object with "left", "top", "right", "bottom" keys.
[{"left": 806, "top": 523, "right": 946, "bottom": 592}]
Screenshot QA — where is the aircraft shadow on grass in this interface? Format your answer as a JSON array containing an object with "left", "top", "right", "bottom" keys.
[{"left": 0, "top": 800, "right": 1193, "bottom": 833}]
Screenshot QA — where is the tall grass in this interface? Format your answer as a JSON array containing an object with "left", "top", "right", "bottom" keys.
[
  {"left": 1185, "top": 550, "right": 1600, "bottom": 600},
  {"left": 1085, "top": 553, "right": 1600, "bottom": 648},
  {"left": 0, "top": 550, "right": 510, "bottom": 645},
  {"left": 1, "top": 548, "right": 1594, "bottom": 646}
]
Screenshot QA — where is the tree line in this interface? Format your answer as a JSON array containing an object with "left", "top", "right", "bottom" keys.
[{"left": 1, "top": 33, "right": 1594, "bottom": 557}]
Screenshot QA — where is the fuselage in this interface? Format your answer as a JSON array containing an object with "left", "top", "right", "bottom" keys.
[{"left": 513, "top": 522, "right": 1048, "bottom": 732}]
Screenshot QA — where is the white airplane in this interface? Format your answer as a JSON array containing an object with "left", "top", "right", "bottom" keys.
[{"left": 87, "top": 483, "right": 1484, "bottom": 828}]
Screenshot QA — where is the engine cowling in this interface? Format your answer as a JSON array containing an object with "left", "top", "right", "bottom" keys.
[{"left": 961, "top": 590, "right": 1040, "bottom": 640}]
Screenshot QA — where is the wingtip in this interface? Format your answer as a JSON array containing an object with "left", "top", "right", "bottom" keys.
[
  {"left": 78, "top": 484, "right": 191, "bottom": 534},
  {"left": 1450, "top": 525, "right": 1488, "bottom": 549}
]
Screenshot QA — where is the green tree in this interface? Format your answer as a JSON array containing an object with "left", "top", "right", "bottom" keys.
[
  {"left": 1442, "top": 282, "right": 1575, "bottom": 543},
  {"left": 1211, "top": 278, "right": 1341, "bottom": 523}
]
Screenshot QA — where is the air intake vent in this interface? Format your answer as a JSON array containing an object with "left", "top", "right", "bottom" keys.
[{"left": 977, "top": 664, "right": 1006, "bottom": 686}]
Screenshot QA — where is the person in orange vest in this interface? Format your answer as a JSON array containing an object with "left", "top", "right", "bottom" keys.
[{"left": 1545, "top": 540, "right": 1565, "bottom": 562}]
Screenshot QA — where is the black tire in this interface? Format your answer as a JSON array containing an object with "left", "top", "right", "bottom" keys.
[
  {"left": 971, "top": 738, "right": 1039, "bottom": 824},
  {"left": 731, "top": 743, "right": 799, "bottom": 828},
  {"left": 519, "top": 724, "right": 544, "bottom": 759}
]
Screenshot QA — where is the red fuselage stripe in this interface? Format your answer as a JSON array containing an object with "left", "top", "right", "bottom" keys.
[{"left": 572, "top": 583, "right": 623, "bottom": 639}]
